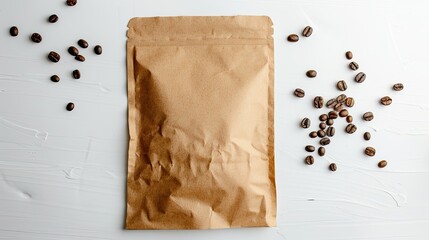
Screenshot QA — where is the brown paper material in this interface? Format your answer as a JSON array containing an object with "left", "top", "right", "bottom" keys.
[{"left": 126, "top": 16, "right": 276, "bottom": 230}]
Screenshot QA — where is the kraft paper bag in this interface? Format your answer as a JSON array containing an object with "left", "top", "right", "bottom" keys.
[{"left": 126, "top": 16, "right": 276, "bottom": 229}]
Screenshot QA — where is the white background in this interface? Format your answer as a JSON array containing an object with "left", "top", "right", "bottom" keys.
[{"left": 1, "top": 0, "right": 429, "bottom": 239}]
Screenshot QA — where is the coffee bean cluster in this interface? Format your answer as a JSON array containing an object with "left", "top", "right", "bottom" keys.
[
  {"left": 8, "top": 1, "right": 103, "bottom": 112},
  {"left": 290, "top": 26, "right": 403, "bottom": 171}
]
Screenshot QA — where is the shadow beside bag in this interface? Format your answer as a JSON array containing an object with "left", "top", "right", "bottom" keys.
[{"left": 126, "top": 16, "right": 276, "bottom": 229}]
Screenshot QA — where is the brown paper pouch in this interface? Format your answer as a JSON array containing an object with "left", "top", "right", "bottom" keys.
[{"left": 126, "top": 16, "right": 275, "bottom": 230}]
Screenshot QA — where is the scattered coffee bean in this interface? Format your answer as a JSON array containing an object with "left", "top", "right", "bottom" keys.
[
  {"left": 393, "top": 83, "right": 404, "bottom": 91},
  {"left": 306, "top": 70, "right": 317, "bottom": 78},
  {"left": 309, "top": 131, "right": 318, "bottom": 138},
  {"left": 50, "top": 75, "right": 60, "bottom": 82},
  {"left": 313, "top": 96, "right": 324, "bottom": 108},
  {"left": 345, "top": 97, "right": 355, "bottom": 107},
  {"left": 68, "top": 46, "right": 79, "bottom": 56},
  {"left": 9, "top": 26, "right": 18, "bottom": 36},
  {"left": 78, "top": 39, "right": 88, "bottom": 48},
  {"left": 305, "top": 156, "right": 314, "bottom": 165},
  {"left": 294, "top": 88, "right": 305, "bottom": 98},
  {"left": 305, "top": 145, "right": 315, "bottom": 152},
  {"left": 380, "top": 96, "right": 392, "bottom": 106},
  {"left": 345, "top": 51, "right": 353, "bottom": 60},
  {"left": 336, "top": 94, "right": 347, "bottom": 103},
  {"left": 31, "top": 33, "right": 42, "bottom": 43},
  {"left": 346, "top": 115, "right": 353, "bottom": 123},
  {"left": 48, "top": 14, "right": 58, "bottom": 23},
  {"left": 317, "top": 130, "right": 326, "bottom": 138},
  {"left": 301, "top": 118, "right": 311, "bottom": 128},
  {"left": 329, "top": 163, "right": 337, "bottom": 171},
  {"left": 326, "top": 119, "right": 334, "bottom": 126},
  {"left": 320, "top": 137, "right": 330, "bottom": 146},
  {"left": 75, "top": 55, "right": 85, "bottom": 62},
  {"left": 319, "top": 114, "right": 328, "bottom": 121},
  {"left": 326, "top": 126, "right": 335, "bottom": 137},
  {"left": 48, "top": 51, "right": 60, "bottom": 62},
  {"left": 334, "top": 103, "right": 344, "bottom": 112},
  {"left": 349, "top": 61, "right": 359, "bottom": 71},
  {"left": 319, "top": 122, "right": 327, "bottom": 130},
  {"left": 72, "top": 69, "right": 81, "bottom": 79},
  {"left": 287, "top": 34, "right": 299, "bottom": 42},
  {"left": 363, "top": 112, "right": 374, "bottom": 121},
  {"left": 337, "top": 80, "right": 347, "bottom": 91},
  {"left": 328, "top": 111, "right": 338, "bottom": 119},
  {"left": 66, "top": 0, "right": 77, "bottom": 6},
  {"left": 339, "top": 109, "right": 349, "bottom": 117},
  {"left": 318, "top": 147, "right": 325, "bottom": 156},
  {"left": 302, "top": 26, "right": 313, "bottom": 37},
  {"left": 66, "top": 102, "right": 75, "bottom": 111},
  {"left": 378, "top": 160, "right": 387, "bottom": 168},
  {"left": 364, "top": 132, "right": 371, "bottom": 141},
  {"left": 365, "top": 147, "right": 376, "bottom": 156},
  {"left": 326, "top": 98, "right": 337, "bottom": 108},
  {"left": 94, "top": 45, "right": 102, "bottom": 55},
  {"left": 345, "top": 123, "right": 357, "bottom": 134},
  {"left": 355, "top": 72, "right": 366, "bottom": 83}
]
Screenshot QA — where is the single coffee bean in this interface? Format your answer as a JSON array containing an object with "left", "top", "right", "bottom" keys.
[
  {"left": 313, "top": 96, "right": 324, "bottom": 108},
  {"left": 305, "top": 145, "right": 315, "bottom": 152},
  {"left": 326, "top": 126, "right": 335, "bottom": 137},
  {"left": 393, "top": 83, "right": 404, "bottom": 91},
  {"left": 78, "top": 39, "right": 88, "bottom": 48},
  {"left": 319, "top": 122, "right": 327, "bottom": 130},
  {"left": 301, "top": 118, "right": 311, "bottom": 128},
  {"left": 329, "top": 163, "right": 337, "bottom": 172},
  {"left": 318, "top": 147, "right": 325, "bottom": 156},
  {"left": 287, "top": 34, "right": 299, "bottom": 42},
  {"left": 328, "top": 111, "right": 338, "bottom": 119},
  {"left": 50, "top": 75, "right": 60, "bottom": 82},
  {"left": 380, "top": 96, "right": 392, "bottom": 106},
  {"left": 75, "top": 55, "right": 85, "bottom": 62},
  {"left": 294, "top": 88, "right": 305, "bottom": 98},
  {"left": 349, "top": 61, "right": 359, "bottom": 71},
  {"left": 337, "top": 80, "right": 347, "bottom": 91},
  {"left": 339, "top": 109, "right": 349, "bottom": 117},
  {"left": 346, "top": 115, "right": 353, "bottom": 123},
  {"left": 345, "top": 123, "right": 357, "bottom": 134},
  {"left": 365, "top": 147, "right": 376, "bottom": 156},
  {"left": 94, "top": 45, "right": 102, "bottom": 55},
  {"left": 378, "top": 160, "right": 387, "bottom": 168},
  {"left": 345, "top": 97, "right": 355, "bottom": 107},
  {"left": 302, "top": 26, "right": 313, "bottom": 37},
  {"left": 68, "top": 46, "right": 79, "bottom": 56},
  {"left": 345, "top": 51, "right": 353, "bottom": 60},
  {"left": 364, "top": 132, "right": 371, "bottom": 141},
  {"left": 326, "top": 98, "right": 337, "bottom": 108},
  {"left": 355, "top": 72, "right": 366, "bottom": 83},
  {"left": 317, "top": 130, "right": 326, "bottom": 138},
  {"left": 319, "top": 114, "right": 328, "bottom": 121},
  {"left": 334, "top": 103, "right": 344, "bottom": 112},
  {"left": 305, "top": 156, "right": 314, "bottom": 165},
  {"left": 66, "top": 102, "right": 75, "bottom": 111},
  {"left": 48, "top": 51, "right": 60, "bottom": 62},
  {"left": 31, "top": 33, "right": 42, "bottom": 43},
  {"left": 336, "top": 94, "right": 347, "bottom": 103},
  {"left": 363, "top": 112, "right": 374, "bottom": 121},
  {"left": 309, "top": 131, "right": 318, "bottom": 138},
  {"left": 320, "top": 137, "right": 330, "bottom": 146},
  {"left": 306, "top": 70, "right": 317, "bottom": 78},
  {"left": 48, "top": 14, "right": 58, "bottom": 23},
  {"left": 72, "top": 69, "right": 81, "bottom": 79},
  {"left": 66, "top": 0, "right": 77, "bottom": 6},
  {"left": 326, "top": 119, "right": 334, "bottom": 126},
  {"left": 9, "top": 26, "right": 18, "bottom": 36}
]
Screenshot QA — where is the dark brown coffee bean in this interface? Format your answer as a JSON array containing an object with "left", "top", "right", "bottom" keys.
[
  {"left": 336, "top": 94, "right": 347, "bottom": 103},
  {"left": 355, "top": 72, "right": 366, "bottom": 83},
  {"left": 94, "top": 45, "right": 102, "bottom": 55},
  {"left": 345, "top": 97, "right": 355, "bottom": 107},
  {"left": 72, "top": 69, "right": 81, "bottom": 79},
  {"left": 378, "top": 160, "right": 387, "bottom": 168},
  {"left": 9, "top": 26, "right": 18, "bottom": 36},
  {"left": 334, "top": 103, "right": 344, "bottom": 112},
  {"left": 31, "top": 33, "right": 42, "bottom": 43},
  {"left": 294, "top": 88, "right": 305, "bottom": 98},
  {"left": 306, "top": 70, "right": 317, "bottom": 78},
  {"left": 48, "top": 51, "right": 60, "bottom": 62},
  {"left": 363, "top": 112, "right": 374, "bottom": 121},
  {"left": 309, "top": 131, "right": 318, "bottom": 138},
  {"left": 301, "top": 118, "right": 311, "bottom": 128},
  {"left": 75, "top": 55, "right": 85, "bottom": 62},
  {"left": 318, "top": 147, "right": 325, "bottom": 156},
  {"left": 78, "top": 39, "right": 88, "bottom": 48},
  {"left": 305, "top": 156, "right": 314, "bottom": 165},
  {"left": 305, "top": 145, "right": 315, "bottom": 152},
  {"left": 326, "top": 126, "right": 335, "bottom": 137},
  {"left": 66, "top": 0, "right": 77, "bottom": 6},
  {"left": 317, "top": 130, "right": 326, "bottom": 138},
  {"left": 345, "top": 124, "right": 357, "bottom": 134},
  {"left": 320, "top": 137, "right": 330, "bottom": 146},
  {"left": 345, "top": 51, "right": 353, "bottom": 60},
  {"left": 337, "top": 80, "right": 347, "bottom": 91},
  {"left": 328, "top": 111, "right": 338, "bottom": 119},
  {"left": 346, "top": 115, "right": 353, "bottom": 123},
  {"left": 339, "top": 109, "right": 348, "bottom": 117},
  {"left": 365, "top": 147, "right": 376, "bottom": 156},
  {"left": 66, "top": 102, "right": 75, "bottom": 111},
  {"left": 326, "top": 98, "right": 337, "bottom": 108},
  {"left": 380, "top": 96, "right": 392, "bottom": 106},
  {"left": 313, "top": 96, "right": 324, "bottom": 108},
  {"left": 349, "top": 61, "right": 359, "bottom": 71},
  {"left": 319, "top": 122, "right": 326, "bottom": 130},
  {"left": 302, "top": 26, "right": 313, "bottom": 37},
  {"left": 393, "top": 83, "right": 404, "bottom": 91},
  {"left": 287, "top": 34, "right": 299, "bottom": 42},
  {"left": 326, "top": 119, "right": 334, "bottom": 126},
  {"left": 68, "top": 46, "right": 79, "bottom": 56},
  {"left": 319, "top": 114, "right": 328, "bottom": 121},
  {"left": 50, "top": 75, "right": 60, "bottom": 82},
  {"left": 329, "top": 163, "right": 337, "bottom": 172},
  {"left": 364, "top": 132, "right": 371, "bottom": 141},
  {"left": 48, "top": 14, "right": 58, "bottom": 23}
]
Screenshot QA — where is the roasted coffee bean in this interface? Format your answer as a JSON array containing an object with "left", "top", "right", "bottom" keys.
[
  {"left": 346, "top": 115, "right": 353, "bottom": 123},
  {"left": 301, "top": 118, "right": 311, "bottom": 128},
  {"left": 66, "top": 0, "right": 77, "bottom": 6},
  {"left": 302, "top": 26, "right": 313, "bottom": 37},
  {"left": 393, "top": 83, "right": 404, "bottom": 91},
  {"left": 305, "top": 156, "right": 314, "bottom": 165},
  {"left": 287, "top": 34, "right": 299, "bottom": 42},
  {"left": 309, "top": 131, "right": 318, "bottom": 138},
  {"left": 313, "top": 96, "right": 324, "bottom": 108},
  {"left": 329, "top": 163, "right": 337, "bottom": 172},
  {"left": 336, "top": 94, "right": 347, "bottom": 103},
  {"left": 9, "top": 26, "right": 18, "bottom": 36},
  {"left": 345, "top": 97, "right": 355, "bottom": 107},
  {"left": 326, "top": 98, "right": 337, "bottom": 108},
  {"left": 72, "top": 69, "right": 81, "bottom": 79},
  {"left": 48, "top": 51, "right": 60, "bottom": 62},
  {"left": 94, "top": 45, "right": 102, "bottom": 55},
  {"left": 68, "top": 46, "right": 79, "bottom": 56},
  {"left": 326, "top": 119, "right": 334, "bottom": 126},
  {"left": 328, "top": 111, "right": 338, "bottom": 119},
  {"left": 31, "top": 33, "right": 42, "bottom": 43},
  {"left": 66, "top": 102, "right": 75, "bottom": 111},
  {"left": 75, "top": 55, "right": 85, "bottom": 62},
  {"left": 345, "top": 51, "right": 353, "bottom": 60},
  {"left": 349, "top": 61, "right": 359, "bottom": 71},
  {"left": 319, "top": 122, "right": 327, "bottom": 130},
  {"left": 48, "top": 14, "right": 58, "bottom": 23},
  {"left": 334, "top": 103, "right": 344, "bottom": 112},
  {"left": 337, "top": 80, "right": 347, "bottom": 91},
  {"left": 365, "top": 147, "right": 376, "bottom": 156},
  {"left": 78, "top": 39, "right": 88, "bottom": 48},
  {"left": 319, "top": 114, "right": 328, "bottom": 121},
  {"left": 317, "top": 130, "right": 326, "bottom": 138},
  {"left": 326, "top": 126, "right": 335, "bottom": 137},
  {"left": 318, "top": 147, "right": 325, "bottom": 156},
  {"left": 380, "top": 96, "right": 392, "bottom": 106},
  {"left": 306, "top": 70, "right": 317, "bottom": 78},
  {"left": 294, "top": 88, "right": 305, "bottom": 98},
  {"left": 345, "top": 124, "right": 357, "bottom": 134},
  {"left": 364, "top": 132, "right": 371, "bottom": 141},
  {"left": 339, "top": 109, "right": 349, "bottom": 117},
  {"left": 355, "top": 72, "right": 366, "bottom": 83},
  {"left": 363, "top": 112, "right": 374, "bottom": 121},
  {"left": 320, "top": 137, "right": 330, "bottom": 146},
  {"left": 50, "top": 75, "right": 60, "bottom": 82},
  {"left": 305, "top": 145, "right": 315, "bottom": 152},
  {"left": 378, "top": 160, "right": 387, "bottom": 168}
]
